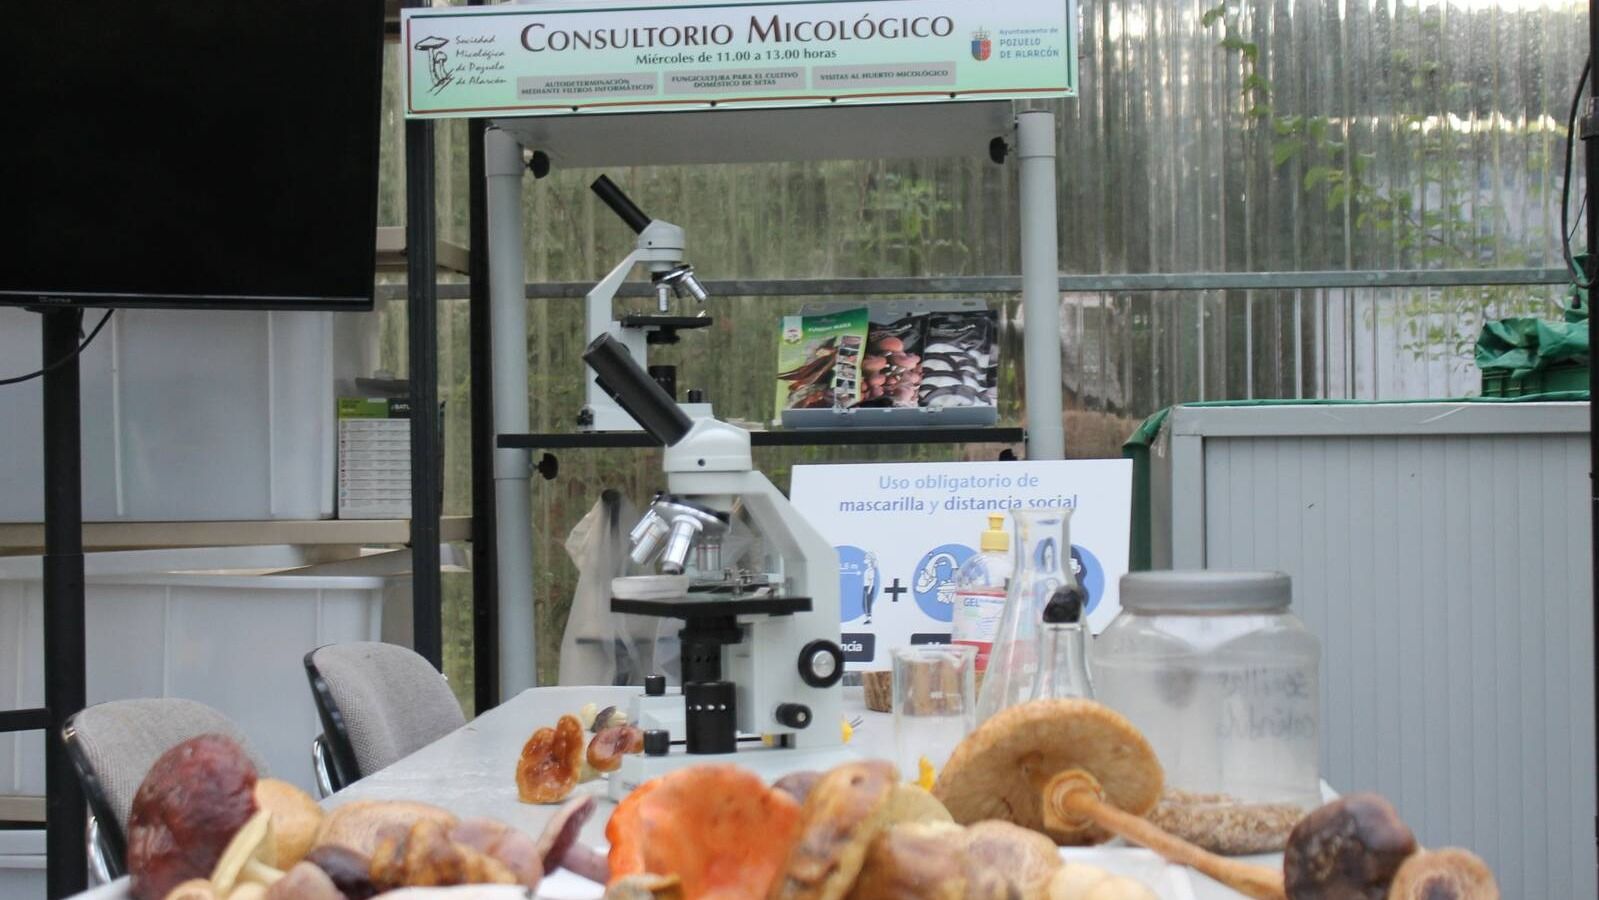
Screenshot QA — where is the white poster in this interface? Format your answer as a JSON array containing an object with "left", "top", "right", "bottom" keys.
[{"left": 790, "top": 459, "right": 1132, "bottom": 671}]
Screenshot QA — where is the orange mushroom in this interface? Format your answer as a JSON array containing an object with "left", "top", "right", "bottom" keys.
[{"left": 606, "top": 765, "right": 802, "bottom": 900}]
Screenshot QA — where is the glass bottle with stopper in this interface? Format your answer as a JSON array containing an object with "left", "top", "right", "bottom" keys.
[{"left": 1030, "top": 585, "right": 1093, "bottom": 701}]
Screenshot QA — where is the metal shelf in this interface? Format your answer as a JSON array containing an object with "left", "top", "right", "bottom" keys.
[
  {"left": 497, "top": 427, "right": 1025, "bottom": 450},
  {"left": 0, "top": 517, "right": 473, "bottom": 553}
]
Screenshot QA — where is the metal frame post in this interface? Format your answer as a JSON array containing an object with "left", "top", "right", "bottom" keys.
[
  {"left": 42, "top": 308, "right": 87, "bottom": 898},
  {"left": 405, "top": 51, "right": 443, "bottom": 670},
  {"left": 1017, "top": 109, "right": 1065, "bottom": 459},
  {"left": 1584, "top": 0, "right": 1599, "bottom": 850},
  {"left": 486, "top": 127, "right": 537, "bottom": 694},
  {"left": 469, "top": 115, "right": 501, "bottom": 712}
]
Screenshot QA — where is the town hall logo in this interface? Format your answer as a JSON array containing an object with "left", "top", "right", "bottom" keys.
[{"left": 971, "top": 28, "right": 992, "bottom": 62}]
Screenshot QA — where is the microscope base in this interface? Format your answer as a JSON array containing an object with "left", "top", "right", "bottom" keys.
[{"left": 606, "top": 742, "right": 860, "bottom": 801}]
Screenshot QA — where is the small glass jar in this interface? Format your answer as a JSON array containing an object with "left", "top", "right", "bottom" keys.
[{"left": 1093, "top": 571, "right": 1321, "bottom": 810}]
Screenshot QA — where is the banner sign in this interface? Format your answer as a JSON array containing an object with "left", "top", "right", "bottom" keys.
[
  {"left": 401, "top": 0, "right": 1076, "bottom": 118},
  {"left": 790, "top": 460, "right": 1132, "bottom": 671}
]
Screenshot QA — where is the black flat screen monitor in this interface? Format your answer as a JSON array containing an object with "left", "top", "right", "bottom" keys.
[{"left": 1, "top": 1, "right": 386, "bottom": 310}]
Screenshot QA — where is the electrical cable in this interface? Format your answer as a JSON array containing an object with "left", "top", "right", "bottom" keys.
[
  {"left": 1561, "top": 56, "right": 1592, "bottom": 290},
  {"left": 0, "top": 309, "right": 114, "bottom": 387}
]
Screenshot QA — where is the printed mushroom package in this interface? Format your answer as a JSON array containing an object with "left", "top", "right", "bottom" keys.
[{"left": 776, "top": 305, "right": 1000, "bottom": 424}]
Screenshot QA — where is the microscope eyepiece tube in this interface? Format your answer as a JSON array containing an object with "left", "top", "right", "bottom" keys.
[
  {"left": 591, "top": 174, "right": 652, "bottom": 234},
  {"left": 584, "top": 334, "right": 694, "bottom": 445}
]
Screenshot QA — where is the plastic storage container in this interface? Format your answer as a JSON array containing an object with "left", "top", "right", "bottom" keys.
[
  {"left": 0, "top": 307, "right": 339, "bottom": 522},
  {"left": 0, "top": 546, "right": 389, "bottom": 798},
  {"left": 1093, "top": 571, "right": 1321, "bottom": 809}
]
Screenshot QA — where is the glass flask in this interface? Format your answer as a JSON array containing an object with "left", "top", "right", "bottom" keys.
[
  {"left": 1030, "top": 586, "right": 1094, "bottom": 701},
  {"left": 974, "top": 507, "right": 1079, "bottom": 723}
]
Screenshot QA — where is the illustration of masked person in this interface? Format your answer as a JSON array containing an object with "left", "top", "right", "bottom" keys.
[{"left": 861, "top": 552, "right": 879, "bottom": 624}]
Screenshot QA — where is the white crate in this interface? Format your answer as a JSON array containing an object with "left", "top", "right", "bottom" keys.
[{"left": 0, "top": 308, "right": 338, "bottom": 522}]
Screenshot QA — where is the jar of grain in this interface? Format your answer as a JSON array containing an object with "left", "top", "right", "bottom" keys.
[{"left": 1094, "top": 571, "right": 1321, "bottom": 850}]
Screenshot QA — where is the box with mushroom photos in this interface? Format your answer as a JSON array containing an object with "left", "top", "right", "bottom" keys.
[{"left": 776, "top": 300, "right": 1001, "bottom": 429}]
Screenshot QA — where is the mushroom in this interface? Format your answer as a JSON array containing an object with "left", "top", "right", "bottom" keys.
[
  {"left": 605, "top": 873, "right": 686, "bottom": 900},
  {"left": 129, "top": 734, "right": 261, "bottom": 900},
  {"left": 161, "top": 880, "right": 219, "bottom": 900},
  {"left": 209, "top": 811, "right": 284, "bottom": 896},
  {"left": 314, "top": 800, "right": 459, "bottom": 858},
  {"left": 962, "top": 820, "right": 1060, "bottom": 898},
  {"left": 302, "top": 845, "right": 380, "bottom": 899},
  {"left": 1386, "top": 848, "right": 1498, "bottom": 900},
  {"left": 933, "top": 700, "right": 1282, "bottom": 899},
  {"left": 884, "top": 784, "right": 953, "bottom": 826},
  {"left": 516, "top": 715, "right": 586, "bottom": 804},
  {"left": 609, "top": 764, "right": 801, "bottom": 899},
  {"left": 253, "top": 779, "right": 322, "bottom": 869},
  {"left": 773, "top": 771, "right": 825, "bottom": 805},
  {"left": 847, "top": 820, "right": 1009, "bottom": 900},
  {"left": 770, "top": 760, "right": 900, "bottom": 900},
  {"left": 533, "top": 794, "right": 599, "bottom": 876},
  {"left": 587, "top": 725, "right": 645, "bottom": 774},
  {"left": 1282, "top": 794, "right": 1417, "bottom": 899},
  {"left": 262, "top": 861, "right": 344, "bottom": 900}
]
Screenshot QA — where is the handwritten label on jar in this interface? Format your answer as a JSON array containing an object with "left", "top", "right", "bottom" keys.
[{"left": 1215, "top": 667, "right": 1316, "bottom": 742}]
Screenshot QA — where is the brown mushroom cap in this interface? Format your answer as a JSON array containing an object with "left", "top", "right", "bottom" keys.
[
  {"left": 846, "top": 821, "right": 979, "bottom": 900},
  {"left": 1282, "top": 793, "right": 1416, "bottom": 900},
  {"left": 932, "top": 700, "right": 1163, "bottom": 845},
  {"left": 253, "top": 779, "right": 322, "bottom": 869},
  {"left": 263, "top": 861, "right": 344, "bottom": 900},
  {"left": 770, "top": 759, "right": 901, "bottom": 900},
  {"left": 963, "top": 820, "right": 1062, "bottom": 898},
  {"left": 1387, "top": 848, "right": 1499, "bottom": 900},
  {"left": 313, "top": 800, "right": 459, "bottom": 858}
]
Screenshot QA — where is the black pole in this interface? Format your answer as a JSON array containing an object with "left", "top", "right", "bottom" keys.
[
  {"left": 1587, "top": 0, "right": 1599, "bottom": 852},
  {"left": 468, "top": 111, "right": 500, "bottom": 712},
  {"left": 405, "top": 52, "right": 443, "bottom": 670},
  {"left": 42, "top": 308, "right": 87, "bottom": 898}
]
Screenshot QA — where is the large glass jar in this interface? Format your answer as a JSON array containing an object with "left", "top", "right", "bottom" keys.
[{"left": 1093, "top": 571, "right": 1321, "bottom": 810}]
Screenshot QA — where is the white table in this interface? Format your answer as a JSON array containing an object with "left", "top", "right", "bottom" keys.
[{"left": 78, "top": 686, "right": 1300, "bottom": 900}]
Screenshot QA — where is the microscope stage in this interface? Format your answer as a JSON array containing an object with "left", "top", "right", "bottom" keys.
[{"left": 610, "top": 595, "right": 812, "bottom": 619}]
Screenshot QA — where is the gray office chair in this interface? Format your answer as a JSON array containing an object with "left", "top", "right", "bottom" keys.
[
  {"left": 304, "top": 642, "right": 464, "bottom": 794},
  {"left": 62, "top": 697, "right": 266, "bottom": 885}
]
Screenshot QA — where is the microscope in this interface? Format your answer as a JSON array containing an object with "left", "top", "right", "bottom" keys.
[
  {"left": 582, "top": 175, "right": 715, "bottom": 431},
  {"left": 583, "top": 334, "right": 855, "bottom": 799}
]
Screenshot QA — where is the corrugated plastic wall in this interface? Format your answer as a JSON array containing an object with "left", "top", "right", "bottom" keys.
[{"left": 1197, "top": 425, "right": 1595, "bottom": 897}]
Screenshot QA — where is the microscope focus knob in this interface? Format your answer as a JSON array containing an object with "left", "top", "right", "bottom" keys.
[
  {"left": 645, "top": 674, "right": 667, "bottom": 696},
  {"left": 643, "top": 729, "right": 671, "bottom": 757},
  {"left": 774, "top": 703, "right": 812, "bottom": 730},
  {"left": 797, "top": 640, "right": 846, "bottom": 689}
]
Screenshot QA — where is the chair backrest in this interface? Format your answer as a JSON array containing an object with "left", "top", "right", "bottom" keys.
[
  {"left": 63, "top": 697, "right": 266, "bottom": 870},
  {"left": 304, "top": 642, "right": 465, "bottom": 782}
]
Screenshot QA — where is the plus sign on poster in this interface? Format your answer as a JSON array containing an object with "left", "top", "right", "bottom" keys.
[{"left": 789, "top": 460, "right": 1132, "bottom": 671}]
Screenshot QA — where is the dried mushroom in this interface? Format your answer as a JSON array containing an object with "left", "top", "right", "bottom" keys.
[{"left": 516, "top": 715, "right": 586, "bottom": 804}]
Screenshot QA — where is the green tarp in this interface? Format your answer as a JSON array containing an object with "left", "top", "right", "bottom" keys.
[{"left": 1474, "top": 266, "right": 1588, "bottom": 378}]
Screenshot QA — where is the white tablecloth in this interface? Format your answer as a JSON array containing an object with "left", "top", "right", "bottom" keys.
[{"left": 77, "top": 685, "right": 1305, "bottom": 900}]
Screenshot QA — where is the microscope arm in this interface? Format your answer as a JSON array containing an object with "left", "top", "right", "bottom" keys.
[{"left": 586, "top": 249, "right": 645, "bottom": 346}]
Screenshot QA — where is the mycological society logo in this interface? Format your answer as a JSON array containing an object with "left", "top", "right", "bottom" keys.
[
  {"left": 415, "top": 35, "right": 454, "bottom": 94},
  {"left": 971, "top": 28, "right": 992, "bottom": 62}
]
